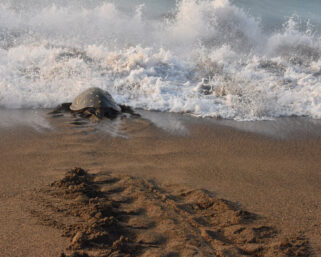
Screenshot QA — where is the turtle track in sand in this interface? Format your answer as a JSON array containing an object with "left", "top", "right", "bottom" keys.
[{"left": 29, "top": 168, "right": 313, "bottom": 257}]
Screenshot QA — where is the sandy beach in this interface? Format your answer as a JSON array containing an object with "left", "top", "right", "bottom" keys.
[
  {"left": 1, "top": 0, "right": 321, "bottom": 255},
  {"left": 0, "top": 109, "right": 320, "bottom": 256}
]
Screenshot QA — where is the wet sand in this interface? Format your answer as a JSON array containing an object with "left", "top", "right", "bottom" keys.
[{"left": 0, "top": 109, "right": 320, "bottom": 256}]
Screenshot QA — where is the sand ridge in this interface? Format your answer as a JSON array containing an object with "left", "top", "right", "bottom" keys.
[{"left": 29, "top": 168, "right": 312, "bottom": 257}]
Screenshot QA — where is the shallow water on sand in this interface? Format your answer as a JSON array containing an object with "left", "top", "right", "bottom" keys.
[{"left": 0, "top": 108, "right": 321, "bottom": 140}]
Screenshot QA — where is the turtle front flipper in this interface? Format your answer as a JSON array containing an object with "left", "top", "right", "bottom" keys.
[
  {"left": 95, "top": 108, "right": 105, "bottom": 119},
  {"left": 119, "top": 104, "right": 140, "bottom": 117},
  {"left": 49, "top": 103, "right": 72, "bottom": 114},
  {"left": 101, "top": 108, "right": 121, "bottom": 120}
]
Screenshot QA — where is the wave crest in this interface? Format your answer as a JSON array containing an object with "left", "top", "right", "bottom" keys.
[{"left": 0, "top": 0, "right": 320, "bottom": 120}]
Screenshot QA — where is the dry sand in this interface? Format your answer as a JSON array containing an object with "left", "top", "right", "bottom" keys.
[{"left": 0, "top": 110, "right": 320, "bottom": 256}]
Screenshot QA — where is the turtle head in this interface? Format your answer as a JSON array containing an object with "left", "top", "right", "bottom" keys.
[{"left": 95, "top": 108, "right": 104, "bottom": 119}]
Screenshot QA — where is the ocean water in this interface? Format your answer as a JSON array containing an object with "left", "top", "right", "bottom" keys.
[{"left": 0, "top": 0, "right": 320, "bottom": 120}]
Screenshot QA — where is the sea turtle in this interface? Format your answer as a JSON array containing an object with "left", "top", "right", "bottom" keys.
[{"left": 51, "top": 87, "right": 137, "bottom": 120}]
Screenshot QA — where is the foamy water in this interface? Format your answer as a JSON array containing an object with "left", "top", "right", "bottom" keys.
[{"left": 0, "top": 0, "right": 320, "bottom": 120}]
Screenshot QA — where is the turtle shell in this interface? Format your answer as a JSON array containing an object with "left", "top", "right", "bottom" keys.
[{"left": 70, "top": 87, "right": 121, "bottom": 112}]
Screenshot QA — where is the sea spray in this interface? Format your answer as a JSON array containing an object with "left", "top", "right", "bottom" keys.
[{"left": 0, "top": 0, "right": 320, "bottom": 120}]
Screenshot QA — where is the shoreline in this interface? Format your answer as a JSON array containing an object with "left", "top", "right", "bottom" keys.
[
  {"left": 1, "top": 108, "right": 321, "bottom": 139},
  {"left": 0, "top": 109, "right": 320, "bottom": 256}
]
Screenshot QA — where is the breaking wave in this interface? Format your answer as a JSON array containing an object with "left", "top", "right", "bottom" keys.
[{"left": 0, "top": 0, "right": 320, "bottom": 120}]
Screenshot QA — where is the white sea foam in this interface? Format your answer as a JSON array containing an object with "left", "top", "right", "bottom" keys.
[
  {"left": 0, "top": 0, "right": 320, "bottom": 120},
  {"left": 0, "top": 109, "right": 51, "bottom": 130}
]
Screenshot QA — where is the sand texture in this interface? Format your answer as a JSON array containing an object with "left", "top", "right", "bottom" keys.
[
  {"left": 29, "top": 168, "right": 311, "bottom": 257},
  {"left": 0, "top": 110, "right": 320, "bottom": 256}
]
